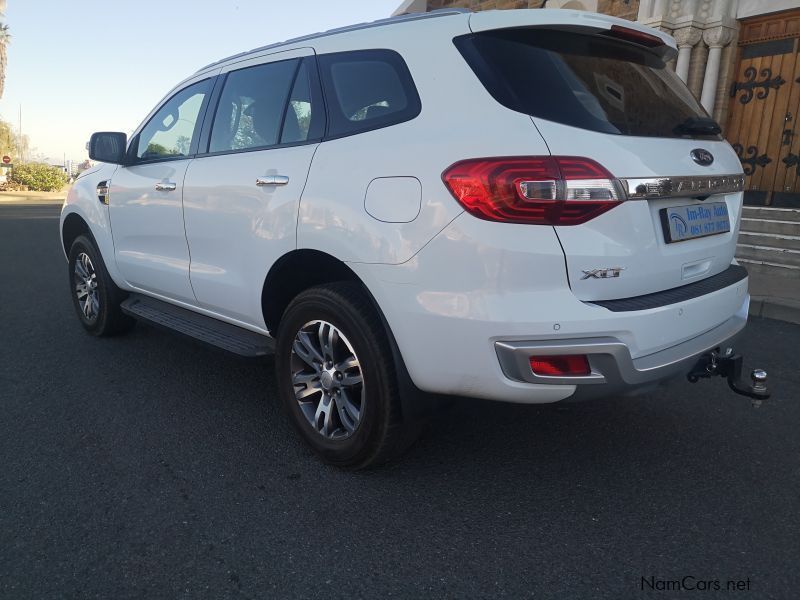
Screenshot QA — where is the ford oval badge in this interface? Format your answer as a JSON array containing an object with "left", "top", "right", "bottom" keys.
[{"left": 690, "top": 149, "right": 714, "bottom": 166}]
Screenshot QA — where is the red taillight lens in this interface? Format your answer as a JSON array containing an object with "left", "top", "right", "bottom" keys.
[
  {"left": 605, "top": 25, "right": 665, "bottom": 48},
  {"left": 442, "top": 156, "right": 622, "bottom": 225},
  {"left": 530, "top": 355, "right": 591, "bottom": 377}
]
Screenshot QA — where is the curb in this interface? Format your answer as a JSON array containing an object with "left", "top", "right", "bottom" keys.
[
  {"left": 0, "top": 198, "right": 65, "bottom": 205},
  {"left": 0, "top": 190, "right": 69, "bottom": 204},
  {"left": 749, "top": 296, "right": 800, "bottom": 325}
]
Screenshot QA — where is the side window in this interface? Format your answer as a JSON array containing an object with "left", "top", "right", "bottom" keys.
[
  {"left": 281, "top": 60, "right": 322, "bottom": 144},
  {"left": 209, "top": 57, "right": 321, "bottom": 153},
  {"left": 318, "top": 49, "right": 421, "bottom": 138},
  {"left": 136, "top": 79, "right": 211, "bottom": 161}
]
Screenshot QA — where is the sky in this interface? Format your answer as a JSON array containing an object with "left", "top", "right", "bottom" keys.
[{"left": 0, "top": 0, "right": 401, "bottom": 164}]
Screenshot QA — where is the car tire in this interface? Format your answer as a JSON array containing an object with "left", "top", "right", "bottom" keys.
[
  {"left": 68, "top": 235, "right": 135, "bottom": 336},
  {"left": 275, "top": 282, "right": 418, "bottom": 469}
]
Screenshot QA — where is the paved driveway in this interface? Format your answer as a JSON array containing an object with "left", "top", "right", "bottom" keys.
[{"left": 1, "top": 204, "right": 798, "bottom": 599}]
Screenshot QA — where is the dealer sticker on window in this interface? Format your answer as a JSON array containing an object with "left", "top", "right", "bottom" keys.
[{"left": 660, "top": 202, "right": 731, "bottom": 244}]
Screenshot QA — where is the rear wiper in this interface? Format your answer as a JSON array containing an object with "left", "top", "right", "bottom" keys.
[{"left": 673, "top": 117, "right": 722, "bottom": 136}]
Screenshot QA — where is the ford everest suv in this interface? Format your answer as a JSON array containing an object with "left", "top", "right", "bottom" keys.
[{"left": 61, "top": 9, "right": 768, "bottom": 468}]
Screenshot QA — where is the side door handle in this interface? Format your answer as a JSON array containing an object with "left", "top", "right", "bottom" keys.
[
  {"left": 155, "top": 182, "right": 177, "bottom": 192},
  {"left": 256, "top": 175, "right": 290, "bottom": 187}
]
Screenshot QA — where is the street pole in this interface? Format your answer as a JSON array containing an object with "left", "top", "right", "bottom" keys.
[{"left": 18, "top": 103, "right": 22, "bottom": 162}]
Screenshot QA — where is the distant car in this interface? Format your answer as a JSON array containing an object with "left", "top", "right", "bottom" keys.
[{"left": 61, "top": 8, "right": 764, "bottom": 468}]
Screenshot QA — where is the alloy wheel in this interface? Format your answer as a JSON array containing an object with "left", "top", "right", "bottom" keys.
[
  {"left": 74, "top": 252, "right": 100, "bottom": 322},
  {"left": 290, "top": 320, "right": 364, "bottom": 440}
]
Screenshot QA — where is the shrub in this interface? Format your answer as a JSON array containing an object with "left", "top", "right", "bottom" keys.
[
  {"left": 8, "top": 163, "right": 68, "bottom": 192},
  {"left": 0, "top": 180, "right": 28, "bottom": 191}
]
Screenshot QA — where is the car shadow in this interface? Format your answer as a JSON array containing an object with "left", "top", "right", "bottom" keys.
[{"left": 105, "top": 319, "right": 788, "bottom": 494}]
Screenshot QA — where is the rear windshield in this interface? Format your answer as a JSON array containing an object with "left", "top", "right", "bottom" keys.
[{"left": 455, "top": 29, "right": 719, "bottom": 140}]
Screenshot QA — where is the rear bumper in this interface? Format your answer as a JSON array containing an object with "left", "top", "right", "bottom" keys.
[
  {"left": 495, "top": 302, "right": 747, "bottom": 401},
  {"left": 348, "top": 214, "right": 751, "bottom": 405}
]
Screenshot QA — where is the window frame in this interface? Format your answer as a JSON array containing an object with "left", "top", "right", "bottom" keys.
[
  {"left": 125, "top": 77, "right": 216, "bottom": 167},
  {"left": 128, "top": 47, "right": 421, "bottom": 167},
  {"left": 197, "top": 55, "right": 326, "bottom": 158},
  {"left": 316, "top": 48, "right": 422, "bottom": 141}
]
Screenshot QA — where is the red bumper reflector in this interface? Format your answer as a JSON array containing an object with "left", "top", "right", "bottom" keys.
[{"left": 530, "top": 355, "right": 591, "bottom": 377}]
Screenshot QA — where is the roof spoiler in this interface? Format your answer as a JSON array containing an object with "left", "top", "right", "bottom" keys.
[{"left": 469, "top": 8, "right": 677, "bottom": 60}]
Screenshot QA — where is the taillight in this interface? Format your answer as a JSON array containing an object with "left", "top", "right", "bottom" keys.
[
  {"left": 442, "top": 156, "right": 623, "bottom": 225},
  {"left": 604, "top": 25, "right": 665, "bottom": 48},
  {"left": 530, "top": 355, "right": 591, "bottom": 377}
]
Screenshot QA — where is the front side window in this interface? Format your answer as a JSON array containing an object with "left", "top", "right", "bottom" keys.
[
  {"left": 208, "top": 57, "right": 322, "bottom": 153},
  {"left": 135, "top": 79, "right": 211, "bottom": 161},
  {"left": 317, "top": 49, "right": 421, "bottom": 138}
]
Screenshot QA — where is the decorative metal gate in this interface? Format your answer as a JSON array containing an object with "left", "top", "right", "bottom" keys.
[{"left": 726, "top": 11, "right": 800, "bottom": 207}]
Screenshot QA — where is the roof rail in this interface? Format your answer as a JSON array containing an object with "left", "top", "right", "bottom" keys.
[{"left": 195, "top": 8, "right": 472, "bottom": 73}]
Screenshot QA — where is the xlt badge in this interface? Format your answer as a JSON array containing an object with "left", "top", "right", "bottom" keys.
[{"left": 581, "top": 268, "right": 625, "bottom": 280}]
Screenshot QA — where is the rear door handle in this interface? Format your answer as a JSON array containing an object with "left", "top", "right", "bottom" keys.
[
  {"left": 155, "top": 182, "right": 177, "bottom": 191},
  {"left": 256, "top": 175, "right": 289, "bottom": 187}
]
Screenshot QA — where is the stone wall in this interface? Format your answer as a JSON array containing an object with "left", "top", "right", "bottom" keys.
[
  {"left": 427, "top": 1, "right": 541, "bottom": 10},
  {"left": 596, "top": 0, "right": 640, "bottom": 21}
]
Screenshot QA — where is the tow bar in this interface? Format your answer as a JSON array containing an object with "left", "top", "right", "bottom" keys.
[{"left": 687, "top": 348, "right": 770, "bottom": 406}]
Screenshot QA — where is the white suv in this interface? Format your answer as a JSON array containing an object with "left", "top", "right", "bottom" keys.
[{"left": 61, "top": 9, "right": 766, "bottom": 468}]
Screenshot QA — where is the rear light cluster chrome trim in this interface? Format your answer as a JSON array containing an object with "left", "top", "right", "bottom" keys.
[{"left": 622, "top": 174, "right": 745, "bottom": 200}]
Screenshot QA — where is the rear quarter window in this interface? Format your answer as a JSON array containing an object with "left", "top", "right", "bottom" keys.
[
  {"left": 455, "top": 29, "right": 719, "bottom": 140},
  {"left": 317, "top": 49, "right": 421, "bottom": 138}
]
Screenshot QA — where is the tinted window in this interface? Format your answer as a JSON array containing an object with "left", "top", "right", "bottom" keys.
[
  {"left": 281, "top": 59, "right": 323, "bottom": 144},
  {"left": 455, "top": 30, "right": 718, "bottom": 140},
  {"left": 318, "top": 50, "right": 421, "bottom": 138},
  {"left": 136, "top": 79, "right": 211, "bottom": 160},
  {"left": 209, "top": 59, "right": 299, "bottom": 153}
]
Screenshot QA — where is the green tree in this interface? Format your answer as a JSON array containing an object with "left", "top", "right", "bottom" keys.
[
  {"left": 0, "top": 1, "right": 9, "bottom": 100},
  {"left": 0, "top": 117, "right": 16, "bottom": 158},
  {"left": 174, "top": 135, "right": 191, "bottom": 155},
  {"left": 143, "top": 142, "right": 180, "bottom": 158}
]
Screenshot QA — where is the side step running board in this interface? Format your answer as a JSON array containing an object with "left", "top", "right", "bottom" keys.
[{"left": 121, "top": 294, "right": 274, "bottom": 358}]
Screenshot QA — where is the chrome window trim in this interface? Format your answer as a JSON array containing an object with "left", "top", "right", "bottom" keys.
[
  {"left": 195, "top": 9, "right": 471, "bottom": 75},
  {"left": 621, "top": 174, "right": 745, "bottom": 200}
]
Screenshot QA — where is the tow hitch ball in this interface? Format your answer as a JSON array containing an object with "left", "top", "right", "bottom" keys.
[{"left": 687, "top": 349, "right": 770, "bottom": 406}]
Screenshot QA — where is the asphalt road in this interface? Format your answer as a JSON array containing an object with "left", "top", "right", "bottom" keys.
[{"left": 1, "top": 204, "right": 799, "bottom": 599}]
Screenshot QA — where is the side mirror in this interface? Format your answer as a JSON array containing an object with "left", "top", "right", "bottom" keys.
[{"left": 88, "top": 132, "right": 127, "bottom": 165}]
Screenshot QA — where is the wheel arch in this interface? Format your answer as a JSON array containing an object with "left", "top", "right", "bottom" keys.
[
  {"left": 262, "top": 249, "right": 430, "bottom": 421},
  {"left": 60, "top": 202, "right": 127, "bottom": 292},
  {"left": 261, "top": 249, "right": 361, "bottom": 336},
  {"left": 61, "top": 212, "right": 93, "bottom": 257}
]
